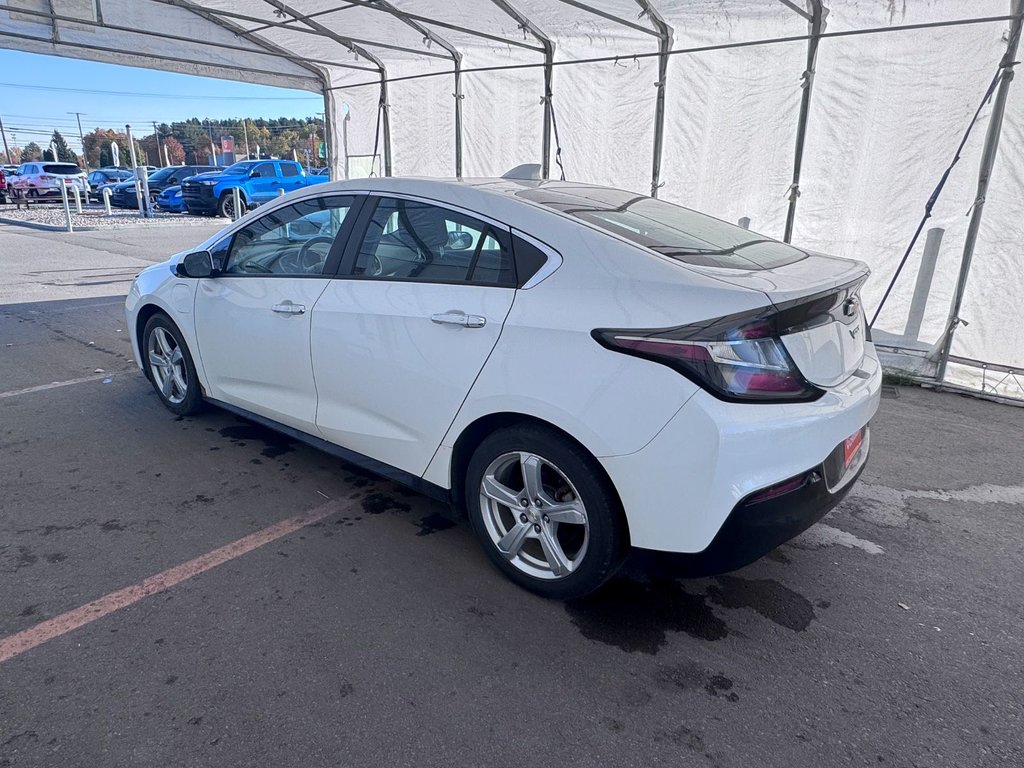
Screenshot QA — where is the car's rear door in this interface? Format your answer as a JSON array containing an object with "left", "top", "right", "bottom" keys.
[
  {"left": 311, "top": 194, "right": 517, "bottom": 476},
  {"left": 192, "top": 194, "right": 359, "bottom": 433}
]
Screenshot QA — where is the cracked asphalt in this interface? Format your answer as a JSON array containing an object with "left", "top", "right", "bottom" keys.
[{"left": 1, "top": 220, "right": 1022, "bottom": 767}]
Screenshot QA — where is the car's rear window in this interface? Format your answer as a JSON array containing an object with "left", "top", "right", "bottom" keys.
[
  {"left": 515, "top": 186, "right": 806, "bottom": 270},
  {"left": 43, "top": 164, "right": 82, "bottom": 175}
]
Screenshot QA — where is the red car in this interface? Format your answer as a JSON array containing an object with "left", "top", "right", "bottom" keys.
[{"left": 0, "top": 169, "right": 7, "bottom": 204}]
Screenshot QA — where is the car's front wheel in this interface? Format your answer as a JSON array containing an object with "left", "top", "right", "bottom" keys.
[
  {"left": 142, "top": 313, "right": 203, "bottom": 416},
  {"left": 218, "top": 192, "right": 239, "bottom": 219},
  {"left": 466, "top": 425, "right": 627, "bottom": 599}
]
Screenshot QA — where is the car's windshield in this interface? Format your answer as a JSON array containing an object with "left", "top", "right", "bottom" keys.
[
  {"left": 148, "top": 167, "right": 177, "bottom": 182},
  {"left": 516, "top": 185, "right": 806, "bottom": 270},
  {"left": 220, "top": 161, "right": 256, "bottom": 176}
]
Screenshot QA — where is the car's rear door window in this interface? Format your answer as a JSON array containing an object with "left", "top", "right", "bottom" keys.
[
  {"left": 222, "top": 195, "right": 356, "bottom": 276},
  {"left": 348, "top": 197, "right": 515, "bottom": 286}
]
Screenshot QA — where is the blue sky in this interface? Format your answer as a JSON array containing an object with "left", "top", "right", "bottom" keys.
[{"left": 0, "top": 50, "right": 324, "bottom": 154}]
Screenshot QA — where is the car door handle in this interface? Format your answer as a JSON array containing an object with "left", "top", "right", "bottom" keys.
[
  {"left": 272, "top": 303, "right": 305, "bottom": 315},
  {"left": 431, "top": 311, "right": 486, "bottom": 328}
]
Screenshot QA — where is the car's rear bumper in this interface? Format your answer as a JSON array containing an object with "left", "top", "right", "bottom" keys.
[{"left": 599, "top": 342, "right": 881, "bottom": 555}]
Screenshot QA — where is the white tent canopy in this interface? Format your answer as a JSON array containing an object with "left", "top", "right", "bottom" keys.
[{"left": 2, "top": 0, "right": 1022, "bottom": 400}]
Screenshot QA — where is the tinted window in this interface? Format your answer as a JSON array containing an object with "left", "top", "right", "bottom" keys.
[
  {"left": 148, "top": 167, "right": 176, "bottom": 182},
  {"left": 511, "top": 236, "right": 550, "bottom": 287},
  {"left": 42, "top": 164, "right": 81, "bottom": 175},
  {"left": 280, "top": 163, "right": 300, "bottom": 177},
  {"left": 223, "top": 195, "right": 354, "bottom": 276},
  {"left": 251, "top": 163, "right": 276, "bottom": 178},
  {"left": 352, "top": 197, "right": 514, "bottom": 285},
  {"left": 515, "top": 186, "right": 805, "bottom": 270}
]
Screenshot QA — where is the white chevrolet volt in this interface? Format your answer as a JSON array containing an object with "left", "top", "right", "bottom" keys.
[{"left": 126, "top": 176, "right": 880, "bottom": 598}]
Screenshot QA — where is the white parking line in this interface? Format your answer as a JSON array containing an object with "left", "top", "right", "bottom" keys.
[
  {"left": 0, "top": 372, "right": 128, "bottom": 400},
  {"left": 791, "top": 524, "right": 885, "bottom": 555}
]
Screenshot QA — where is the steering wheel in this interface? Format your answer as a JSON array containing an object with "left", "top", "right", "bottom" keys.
[{"left": 296, "top": 236, "right": 334, "bottom": 272}]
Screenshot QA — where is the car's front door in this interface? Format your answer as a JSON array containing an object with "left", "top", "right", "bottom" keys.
[
  {"left": 311, "top": 195, "right": 517, "bottom": 476},
  {"left": 193, "top": 194, "right": 358, "bottom": 433},
  {"left": 247, "top": 162, "right": 280, "bottom": 205}
]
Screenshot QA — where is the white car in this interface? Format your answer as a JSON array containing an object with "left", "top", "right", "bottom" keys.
[
  {"left": 9, "top": 161, "right": 87, "bottom": 202},
  {"left": 126, "top": 177, "right": 880, "bottom": 598}
]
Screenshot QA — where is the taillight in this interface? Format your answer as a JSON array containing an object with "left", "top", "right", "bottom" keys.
[
  {"left": 39, "top": 175, "right": 54, "bottom": 181},
  {"left": 593, "top": 306, "right": 824, "bottom": 403}
]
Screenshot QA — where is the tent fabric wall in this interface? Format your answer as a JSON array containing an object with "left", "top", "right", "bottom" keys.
[{"left": 1, "top": 0, "right": 1021, "bottom": 400}]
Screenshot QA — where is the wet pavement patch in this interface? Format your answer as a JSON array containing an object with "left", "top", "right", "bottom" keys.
[
  {"left": 361, "top": 493, "right": 411, "bottom": 516},
  {"left": 219, "top": 423, "right": 295, "bottom": 459},
  {"left": 656, "top": 661, "right": 739, "bottom": 702},
  {"left": 413, "top": 513, "right": 456, "bottom": 536},
  {"left": 707, "top": 575, "right": 815, "bottom": 633},
  {"left": 564, "top": 579, "right": 729, "bottom": 654}
]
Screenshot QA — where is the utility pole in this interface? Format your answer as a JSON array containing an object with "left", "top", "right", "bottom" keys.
[
  {"left": 207, "top": 120, "right": 217, "bottom": 166},
  {"left": 152, "top": 121, "right": 166, "bottom": 167},
  {"left": 242, "top": 120, "right": 250, "bottom": 161},
  {"left": 0, "top": 113, "right": 11, "bottom": 164},
  {"left": 68, "top": 111, "right": 89, "bottom": 174}
]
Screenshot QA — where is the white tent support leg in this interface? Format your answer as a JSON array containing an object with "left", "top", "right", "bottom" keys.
[
  {"left": 783, "top": 0, "right": 826, "bottom": 243},
  {"left": 371, "top": 0, "right": 464, "bottom": 177},
  {"left": 635, "top": 1, "right": 673, "bottom": 198},
  {"left": 490, "top": 0, "right": 556, "bottom": 179},
  {"left": 935, "top": 0, "right": 1024, "bottom": 383}
]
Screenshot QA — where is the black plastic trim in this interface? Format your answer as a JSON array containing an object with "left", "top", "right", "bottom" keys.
[{"left": 206, "top": 398, "right": 452, "bottom": 504}]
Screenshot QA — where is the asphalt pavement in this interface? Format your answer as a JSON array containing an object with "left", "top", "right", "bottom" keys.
[{"left": 1, "top": 220, "right": 1021, "bottom": 767}]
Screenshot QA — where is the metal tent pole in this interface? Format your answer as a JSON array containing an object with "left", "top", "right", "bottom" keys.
[
  {"left": 490, "top": 0, "right": 555, "bottom": 178},
  {"left": 783, "top": 0, "right": 826, "bottom": 243},
  {"left": 935, "top": 0, "right": 1023, "bottom": 383},
  {"left": 636, "top": 1, "right": 673, "bottom": 198},
  {"left": 380, "top": 76, "right": 393, "bottom": 176}
]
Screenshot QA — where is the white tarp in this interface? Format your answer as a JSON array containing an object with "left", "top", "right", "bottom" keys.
[{"left": 2, "top": 0, "right": 1021, "bottom": 398}]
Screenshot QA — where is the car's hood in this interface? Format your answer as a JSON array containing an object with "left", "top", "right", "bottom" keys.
[{"left": 160, "top": 185, "right": 182, "bottom": 196}]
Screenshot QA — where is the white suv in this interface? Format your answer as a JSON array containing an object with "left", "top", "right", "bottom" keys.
[
  {"left": 126, "top": 177, "right": 880, "bottom": 598},
  {"left": 9, "top": 161, "right": 87, "bottom": 202}
]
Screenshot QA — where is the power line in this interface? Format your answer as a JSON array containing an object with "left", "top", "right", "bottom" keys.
[{"left": 0, "top": 81, "right": 320, "bottom": 100}]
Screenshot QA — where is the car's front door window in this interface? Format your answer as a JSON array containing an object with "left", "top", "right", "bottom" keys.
[{"left": 222, "top": 195, "right": 355, "bottom": 276}]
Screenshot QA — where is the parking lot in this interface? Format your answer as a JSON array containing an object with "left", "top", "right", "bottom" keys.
[{"left": 1, "top": 220, "right": 1022, "bottom": 767}]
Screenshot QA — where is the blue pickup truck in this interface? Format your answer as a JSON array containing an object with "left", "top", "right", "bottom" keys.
[{"left": 181, "top": 160, "right": 329, "bottom": 218}]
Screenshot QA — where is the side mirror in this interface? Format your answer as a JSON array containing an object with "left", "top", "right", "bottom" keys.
[
  {"left": 249, "top": 169, "right": 261, "bottom": 178},
  {"left": 447, "top": 231, "right": 474, "bottom": 251},
  {"left": 177, "top": 250, "right": 215, "bottom": 278}
]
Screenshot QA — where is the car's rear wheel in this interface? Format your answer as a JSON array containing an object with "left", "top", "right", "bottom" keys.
[
  {"left": 143, "top": 313, "right": 203, "bottom": 416},
  {"left": 466, "top": 425, "right": 627, "bottom": 599}
]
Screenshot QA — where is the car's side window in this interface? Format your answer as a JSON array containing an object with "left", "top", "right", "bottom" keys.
[
  {"left": 280, "top": 164, "right": 299, "bottom": 178},
  {"left": 351, "top": 197, "right": 514, "bottom": 286},
  {"left": 252, "top": 163, "right": 276, "bottom": 179},
  {"left": 221, "top": 195, "right": 355, "bottom": 277}
]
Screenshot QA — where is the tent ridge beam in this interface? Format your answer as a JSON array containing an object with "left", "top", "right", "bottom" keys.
[
  {"left": 783, "top": 0, "right": 826, "bottom": 242},
  {"left": 157, "top": 0, "right": 328, "bottom": 83},
  {"left": 635, "top": 0, "right": 672, "bottom": 197},
  {"left": 490, "top": 0, "right": 555, "bottom": 178},
  {"left": 553, "top": 0, "right": 659, "bottom": 37},
  {"left": 0, "top": 2, "right": 378, "bottom": 73},
  {"left": 327, "top": 0, "right": 544, "bottom": 53}
]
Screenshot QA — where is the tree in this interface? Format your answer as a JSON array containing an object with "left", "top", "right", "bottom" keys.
[
  {"left": 44, "top": 131, "right": 80, "bottom": 165},
  {"left": 163, "top": 136, "right": 185, "bottom": 165},
  {"left": 21, "top": 142, "right": 41, "bottom": 162}
]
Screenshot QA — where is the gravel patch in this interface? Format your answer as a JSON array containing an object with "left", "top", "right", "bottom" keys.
[{"left": 0, "top": 203, "right": 222, "bottom": 231}]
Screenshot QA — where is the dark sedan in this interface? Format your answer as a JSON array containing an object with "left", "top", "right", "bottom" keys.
[{"left": 110, "top": 165, "right": 217, "bottom": 208}]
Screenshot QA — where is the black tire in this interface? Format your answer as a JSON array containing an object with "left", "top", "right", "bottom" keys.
[
  {"left": 465, "top": 424, "right": 627, "bottom": 599},
  {"left": 218, "top": 192, "right": 239, "bottom": 219},
  {"left": 142, "top": 313, "right": 203, "bottom": 416}
]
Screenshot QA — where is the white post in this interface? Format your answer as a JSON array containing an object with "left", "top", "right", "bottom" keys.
[
  {"left": 277, "top": 188, "right": 285, "bottom": 198},
  {"left": 232, "top": 186, "right": 242, "bottom": 220},
  {"left": 71, "top": 185, "right": 82, "bottom": 214},
  {"left": 59, "top": 182, "right": 73, "bottom": 233},
  {"left": 102, "top": 186, "right": 112, "bottom": 215}
]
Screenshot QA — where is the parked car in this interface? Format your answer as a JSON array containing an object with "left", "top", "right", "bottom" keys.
[
  {"left": 126, "top": 177, "right": 880, "bottom": 599},
  {"left": 2, "top": 164, "right": 19, "bottom": 176},
  {"left": 0, "top": 168, "right": 7, "bottom": 204},
  {"left": 8, "top": 162, "right": 86, "bottom": 202},
  {"left": 155, "top": 184, "right": 186, "bottom": 213},
  {"left": 181, "top": 160, "right": 325, "bottom": 218},
  {"left": 109, "top": 165, "right": 218, "bottom": 208},
  {"left": 88, "top": 168, "right": 133, "bottom": 202}
]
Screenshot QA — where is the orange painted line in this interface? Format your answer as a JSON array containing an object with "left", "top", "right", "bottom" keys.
[{"left": 0, "top": 501, "right": 345, "bottom": 665}]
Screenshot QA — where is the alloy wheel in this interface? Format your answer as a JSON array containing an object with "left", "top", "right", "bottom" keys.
[
  {"left": 147, "top": 326, "right": 188, "bottom": 405},
  {"left": 479, "top": 451, "right": 589, "bottom": 580}
]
